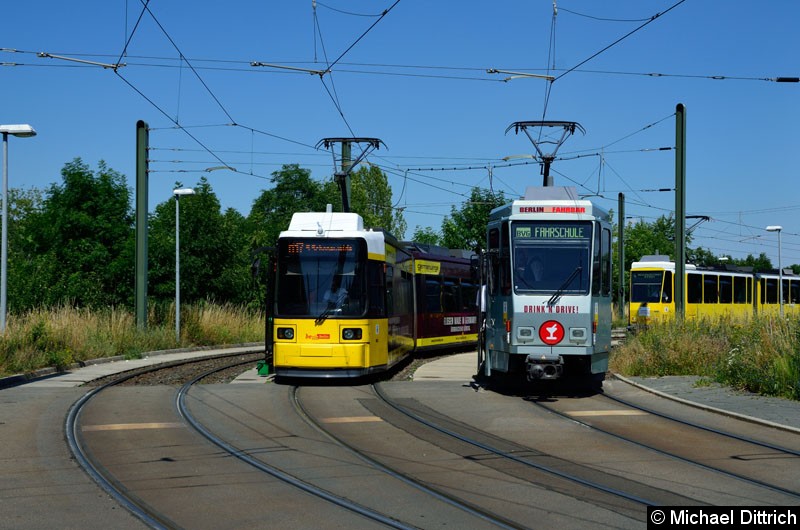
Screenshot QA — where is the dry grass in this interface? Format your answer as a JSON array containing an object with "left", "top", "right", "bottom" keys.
[
  {"left": 0, "top": 303, "right": 264, "bottom": 376},
  {"left": 612, "top": 315, "right": 800, "bottom": 400}
]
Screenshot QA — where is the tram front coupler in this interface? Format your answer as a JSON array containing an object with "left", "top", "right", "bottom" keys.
[{"left": 525, "top": 354, "right": 564, "bottom": 381}]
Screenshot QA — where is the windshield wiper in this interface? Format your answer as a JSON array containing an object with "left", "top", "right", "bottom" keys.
[
  {"left": 547, "top": 266, "right": 582, "bottom": 307},
  {"left": 315, "top": 304, "right": 341, "bottom": 325}
]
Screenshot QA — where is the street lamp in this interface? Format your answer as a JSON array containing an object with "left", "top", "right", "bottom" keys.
[
  {"left": 174, "top": 188, "right": 195, "bottom": 342},
  {"left": 766, "top": 225, "right": 784, "bottom": 317},
  {"left": 1, "top": 124, "right": 36, "bottom": 333}
]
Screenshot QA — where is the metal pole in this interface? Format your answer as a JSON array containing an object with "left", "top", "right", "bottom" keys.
[
  {"left": 778, "top": 229, "right": 784, "bottom": 318},
  {"left": 674, "top": 104, "right": 687, "bottom": 320},
  {"left": 617, "top": 193, "right": 625, "bottom": 321},
  {"left": 175, "top": 195, "right": 181, "bottom": 343},
  {"left": 339, "top": 140, "right": 352, "bottom": 212},
  {"left": 1, "top": 132, "right": 8, "bottom": 333},
  {"left": 135, "top": 120, "right": 149, "bottom": 329}
]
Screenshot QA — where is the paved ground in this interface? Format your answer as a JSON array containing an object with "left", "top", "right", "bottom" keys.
[{"left": 3, "top": 347, "right": 800, "bottom": 433}]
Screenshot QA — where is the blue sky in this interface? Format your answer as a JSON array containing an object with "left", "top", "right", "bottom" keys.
[{"left": 2, "top": 1, "right": 799, "bottom": 266}]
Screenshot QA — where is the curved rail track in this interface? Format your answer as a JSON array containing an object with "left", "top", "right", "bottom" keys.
[
  {"left": 372, "top": 377, "right": 800, "bottom": 508},
  {"left": 65, "top": 352, "right": 258, "bottom": 529},
  {"left": 66, "top": 347, "right": 800, "bottom": 528},
  {"left": 528, "top": 390, "right": 800, "bottom": 501},
  {"left": 371, "top": 383, "right": 665, "bottom": 511}
]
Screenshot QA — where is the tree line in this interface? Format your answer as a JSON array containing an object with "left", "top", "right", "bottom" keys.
[{"left": 5, "top": 157, "right": 789, "bottom": 314}]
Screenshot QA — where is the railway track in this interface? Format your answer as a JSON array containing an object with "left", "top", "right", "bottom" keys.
[
  {"left": 369, "top": 382, "right": 677, "bottom": 516},
  {"left": 72, "top": 353, "right": 541, "bottom": 528},
  {"left": 65, "top": 344, "right": 799, "bottom": 528},
  {"left": 65, "top": 352, "right": 261, "bottom": 529},
  {"left": 373, "top": 377, "right": 800, "bottom": 509}
]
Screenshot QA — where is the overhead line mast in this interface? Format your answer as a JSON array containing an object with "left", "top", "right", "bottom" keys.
[{"left": 316, "top": 137, "right": 385, "bottom": 212}]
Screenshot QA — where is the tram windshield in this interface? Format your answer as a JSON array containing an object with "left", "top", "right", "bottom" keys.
[
  {"left": 512, "top": 221, "right": 591, "bottom": 294},
  {"left": 630, "top": 271, "right": 666, "bottom": 303},
  {"left": 276, "top": 238, "right": 367, "bottom": 317}
]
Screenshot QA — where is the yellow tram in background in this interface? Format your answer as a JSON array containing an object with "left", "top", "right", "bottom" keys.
[{"left": 629, "top": 255, "right": 800, "bottom": 325}]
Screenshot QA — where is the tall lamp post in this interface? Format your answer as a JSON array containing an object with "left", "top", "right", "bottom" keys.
[
  {"left": 174, "top": 188, "right": 195, "bottom": 342},
  {"left": 1, "top": 124, "right": 36, "bottom": 333},
  {"left": 766, "top": 225, "right": 784, "bottom": 317}
]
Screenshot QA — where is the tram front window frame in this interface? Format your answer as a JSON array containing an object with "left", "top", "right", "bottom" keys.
[
  {"left": 276, "top": 237, "right": 367, "bottom": 318},
  {"left": 511, "top": 221, "right": 592, "bottom": 295}
]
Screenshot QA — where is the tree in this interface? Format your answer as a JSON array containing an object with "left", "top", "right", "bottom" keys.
[
  {"left": 411, "top": 226, "right": 442, "bottom": 245},
  {"left": 687, "top": 246, "right": 720, "bottom": 267},
  {"left": 148, "top": 177, "right": 249, "bottom": 305},
  {"left": 622, "top": 215, "right": 678, "bottom": 268},
  {"left": 440, "top": 187, "right": 506, "bottom": 253},
  {"left": 348, "top": 165, "right": 406, "bottom": 238},
  {"left": 247, "top": 164, "right": 329, "bottom": 250},
  {"left": 20, "top": 159, "right": 134, "bottom": 308},
  {"left": 7, "top": 187, "right": 46, "bottom": 310},
  {"left": 738, "top": 252, "right": 772, "bottom": 272},
  {"left": 318, "top": 165, "right": 407, "bottom": 238}
]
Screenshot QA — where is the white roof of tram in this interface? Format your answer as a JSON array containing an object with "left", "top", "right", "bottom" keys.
[
  {"left": 490, "top": 186, "right": 610, "bottom": 222},
  {"left": 281, "top": 210, "right": 387, "bottom": 257}
]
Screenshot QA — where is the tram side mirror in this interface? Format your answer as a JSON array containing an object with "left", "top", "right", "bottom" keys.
[{"left": 470, "top": 255, "right": 480, "bottom": 282}]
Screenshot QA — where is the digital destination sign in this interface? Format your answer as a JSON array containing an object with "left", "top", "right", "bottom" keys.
[
  {"left": 514, "top": 222, "right": 590, "bottom": 240},
  {"left": 286, "top": 241, "right": 355, "bottom": 254}
]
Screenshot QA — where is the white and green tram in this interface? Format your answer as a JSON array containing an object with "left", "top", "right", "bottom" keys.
[{"left": 479, "top": 186, "right": 613, "bottom": 385}]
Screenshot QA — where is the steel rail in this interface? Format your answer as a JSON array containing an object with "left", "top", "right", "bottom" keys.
[
  {"left": 64, "top": 354, "right": 257, "bottom": 529},
  {"left": 176, "top": 366, "right": 414, "bottom": 530},
  {"left": 371, "top": 382, "right": 657, "bottom": 506},
  {"left": 531, "top": 397, "right": 800, "bottom": 501},
  {"left": 290, "top": 386, "right": 525, "bottom": 530},
  {"left": 600, "top": 391, "right": 800, "bottom": 456}
]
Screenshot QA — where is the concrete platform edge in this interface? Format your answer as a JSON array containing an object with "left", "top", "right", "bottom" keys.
[
  {"left": 611, "top": 372, "right": 800, "bottom": 435},
  {"left": 0, "top": 342, "right": 265, "bottom": 389}
]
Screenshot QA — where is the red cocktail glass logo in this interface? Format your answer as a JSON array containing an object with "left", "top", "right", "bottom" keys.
[{"left": 539, "top": 320, "right": 564, "bottom": 345}]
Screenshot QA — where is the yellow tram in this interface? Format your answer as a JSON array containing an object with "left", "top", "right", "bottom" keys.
[{"left": 629, "top": 256, "right": 800, "bottom": 325}]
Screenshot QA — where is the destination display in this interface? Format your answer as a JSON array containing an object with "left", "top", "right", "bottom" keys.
[
  {"left": 514, "top": 203, "right": 592, "bottom": 216},
  {"left": 513, "top": 221, "right": 591, "bottom": 241},
  {"left": 285, "top": 241, "right": 356, "bottom": 254}
]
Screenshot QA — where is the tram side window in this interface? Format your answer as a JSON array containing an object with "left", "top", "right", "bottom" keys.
[
  {"left": 601, "top": 227, "right": 611, "bottom": 296},
  {"left": 764, "top": 278, "right": 778, "bottom": 304},
  {"left": 383, "top": 265, "right": 395, "bottom": 317},
  {"left": 592, "top": 226, "right": 601, "bottom": 296},
  {"left": 396, "top": 269, "right": 414, "bottom": 318},
  {"left": 501, "top": 221, "right": 511, "bottom": 295},
  {"left": 792, "top": 280, "right": 800, "bottom": 304},
  {"left": 662, "top": 271, "right": 672, "bottom": 302},
  {"left": 687, "top": 273, "right": 703, "bottom": 304},
  {"left": 719, "top": 275, "right": 733, "bottom": 304},
  {"left": 442, "top": 278, "right": 458, "bottom": 312},
  {"left": 783, "top": 279, "right": 791, "bottom": 303},
  {"left": 733, "top": 276, "right": 748, "bottom": 304},
  {"left": 704, "top": 275, "right": 718, "bottom": 304},
  {"left": 488, "top": 228, "right": 500, "bottom": 296},
  {"left": 461, "top": 281, "right": 478, "bottom": 312},
  {"left": 425, "top": 278, "right": 441, "bottom": 312}
]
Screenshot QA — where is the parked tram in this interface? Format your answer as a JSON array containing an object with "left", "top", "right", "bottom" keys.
[
  {"left": 478, "top": 187, "right": 613, "bottom": 384},
  {"left": 270, "top": 209, "right": 477, "bottom": 379},
  {"left": 629, "top": 256, "right": 800, "bottom": 325}
]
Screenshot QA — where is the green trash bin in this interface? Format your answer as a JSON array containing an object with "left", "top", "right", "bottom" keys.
[{"left": 256, "top": 360, "right": 270, "bottom": 376}]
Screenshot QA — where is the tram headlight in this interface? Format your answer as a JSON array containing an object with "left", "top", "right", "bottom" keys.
[
  {"left": 569, "top": 327, "right": 587, "bottom": 344},
  {"left": 277, "top": 327, "right": 295, "bottom": 340},
  {"left": 516, "top": 326, "right": 535, "bottom": 342},
  {"left": 342, "top": 328, "right": 362, "bottom": 340}
]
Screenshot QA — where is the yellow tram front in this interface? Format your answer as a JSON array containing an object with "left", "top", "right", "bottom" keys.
[{"left": 272, "top": 212, "right": 412, "bottom": 378}]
